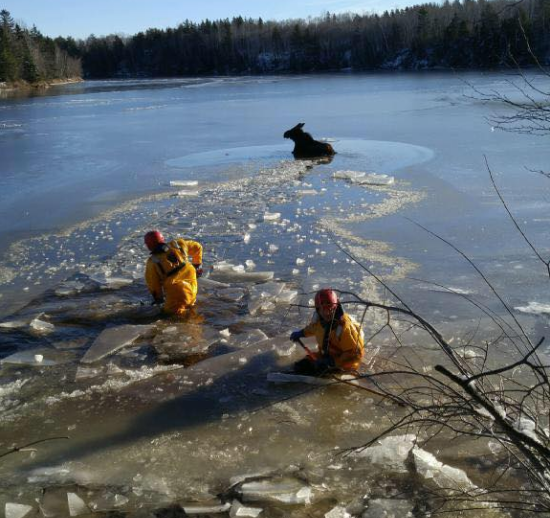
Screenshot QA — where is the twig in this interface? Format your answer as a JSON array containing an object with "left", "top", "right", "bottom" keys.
[{"left": 0, "top": 436, "right": 70, "bottom": 460}]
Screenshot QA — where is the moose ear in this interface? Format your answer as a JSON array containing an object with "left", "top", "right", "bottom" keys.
[{"left": 298, "top": 123, "right": 305, "bottom": 128}]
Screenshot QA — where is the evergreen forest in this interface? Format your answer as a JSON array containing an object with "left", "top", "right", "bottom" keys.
[
  {"left": 0, "top": 9, "right": 81, "bottom": 84},
  {"left": 2, "top": 0, "right": 550, "bottom": 83}
]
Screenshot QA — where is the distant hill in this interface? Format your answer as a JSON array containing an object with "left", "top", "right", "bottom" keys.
[
  {"left": 0, "top": 9, "right": 81, "bottom": 86},
  {"left": 55, "top": 0, "right": 549, "bottom": 78}
]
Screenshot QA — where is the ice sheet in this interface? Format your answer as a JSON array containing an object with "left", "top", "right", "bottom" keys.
[
  {"left": 1, "top": 349, "right": 58, "bottom": 366},
  {"left": 81, "top": 324, "right": 154, "bottom": 363},
  {"left": 5, "top": 503, "right": 33, "bottom": 518}
]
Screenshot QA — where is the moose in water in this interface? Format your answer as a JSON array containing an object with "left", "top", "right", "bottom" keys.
[{"left": 283, "top": 123, "right": 336, "bottom": 159}]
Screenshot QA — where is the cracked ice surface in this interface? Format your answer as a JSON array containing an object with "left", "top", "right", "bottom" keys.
[{"left": 0, "top": 141, "right": 478, "bottom": 515}]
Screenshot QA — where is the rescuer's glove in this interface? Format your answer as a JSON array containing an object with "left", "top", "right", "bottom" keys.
[{"left": 290, "top": 330, "right": 305, "bottom": 342}]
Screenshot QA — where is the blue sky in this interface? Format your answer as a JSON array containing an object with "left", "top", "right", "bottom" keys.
[{"left": 1, "top": 0, "right": 420, "bottom": 39}]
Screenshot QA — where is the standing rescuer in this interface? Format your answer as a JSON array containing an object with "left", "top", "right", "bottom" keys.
[
  {"left": 144, "top": 230, "right": 203, "bottom": 315},
  {"left": 290, "top": 288, "right": 364, "bottom": 375}
]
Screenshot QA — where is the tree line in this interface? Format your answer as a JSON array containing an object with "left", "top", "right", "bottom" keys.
[
  {"left": 3, "top": 0, "right": 550, "bottom": 82},
  {"left": 59, "top": 0, "right": 550, "bottom": 78},
  {"left": 0, "top": 9, "right": 81, "bottom": 84}
]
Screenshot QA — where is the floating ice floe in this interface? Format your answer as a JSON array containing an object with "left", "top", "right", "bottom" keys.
[
  {"left": 1, "top": 349, "right": 57, "bottom": 366},
  {"left": 0, "top": 320, "right": 28, "bottom": 329},
  {"left": 175, "top": 189, "right": 200, "bottom": 197},
  {"left": 184, "top": 502, "right": 231, "bottom": 514},
  {"left": 55, "top": 280, "right": 85, "bottom": 297},
  {"left": 514, "top": 301, "right": 550, "bottom": 315},
  {"left": 296, "top": 189, "right": 318, "bottom": 196},
  {"left": 5, "top": 503, "right": 33, "bottom": 518},
  {"left": 325, "top": 505, "right": 352, "bottom": 518},
  {"left": 199, "top": 277, "right": 230, "bottom": 289},
  {"left": 169, "top": 180, "right": 199, "bottom": 187},
  {"left": 67, "top": 493, "right": 89, "bottom": 517},
  {"left": 412, "top": 447, "right": 477, "bottom": 492},
  {"left": 81, "top": 324, "right": 154, "bottom": 363},
  {"left": 230, "top": 500, "right": 263, "bottom": 518},
  {"left": 75, "top": 365, "right": 103, "bottom": 380},
  {"left": 88, "top": 273, "right": 133, "bottom": 290},
  {"left": 27, "top": 466, "right": 72, "bottom": 484},
  {"left": 248, "top": 282, "right": 298, "bottom": 315},
  {"left": 153, "top": 323, "right": 220, "bottom": 361},
  {"left": 238, "top": 478, "right": 312, "bottom": 505},
  {"left": 263, "top": 212, "right": 281, "bottom": 222},
  {"left": 333, "top": 170, "right": 395, "bottom": 186},
  {"left": 89, "top": 492, "right": 129, "bottom": 511},
  {"left": 29, "top": 317, "right": 55, "bottom": 334},
  {"left": 227, "top": 329, "right": 269, "bottom": 349},
  {"left": 351, "top": 434, "right": 416, "bottom": 473},
  {"left": 216, "top": 287, "right": 247, "bottom": 303},
  {"left": 210, "top": 261, "right": 274, "bottom": 283}
]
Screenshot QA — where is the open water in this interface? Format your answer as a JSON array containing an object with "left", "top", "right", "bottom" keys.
[{"left": 0, "top": 73, "right": 549, "bottom": 517}]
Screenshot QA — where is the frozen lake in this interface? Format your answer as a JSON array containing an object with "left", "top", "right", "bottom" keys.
[{"left": 0, "top": 73, "right": 550, "bottom": 516}]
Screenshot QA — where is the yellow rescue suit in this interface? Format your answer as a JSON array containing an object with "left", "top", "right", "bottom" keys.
[
  {"left": 303, "top": 313, "right": 364, "bottom": 371},
  {"left": 145, "top": 238, "right": 203, "bottom": 315}
]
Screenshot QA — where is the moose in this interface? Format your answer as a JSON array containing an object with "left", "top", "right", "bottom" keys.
[{"left": 283, "top": 123, "right": 336, "bottom": 159}]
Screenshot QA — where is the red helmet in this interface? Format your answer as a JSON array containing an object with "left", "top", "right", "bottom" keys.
[
  {"left": 144, "top": 230, "right": 165, "bottom": 251},
  {"left": 315, "top": 288, "right": 339, "bottom": 312}
]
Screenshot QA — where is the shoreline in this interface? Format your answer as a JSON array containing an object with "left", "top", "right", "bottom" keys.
[{"left": 0, "top": 77, "right": 83, "bottom": 93}]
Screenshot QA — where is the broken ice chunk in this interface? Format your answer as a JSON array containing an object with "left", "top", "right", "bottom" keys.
[
  {"left": 29, "top": 317, "right": 55, "bottom": 334},
  {"left": 324, "top": 506, "right": 351, "bottom": 518},
  {"left": 0, "top": 320, "right": 28, "bottom": 329},
  {"left": 89, "top": 274, "right": 133, "bottom": 290},
  {"left": 169, "top": 180, "right": 199, "bottom": 187},
  {"left": 351, "top": 434, "right": 416, "bottom": 473},
  {"left": 89, "top": 492, "right": 129, "bottom": 511},
  {"left": 239, "top": 478, "right": 312, "bottom": 505},
  {"left": 183, "top": 502, "right": 231, "bottom": 514},
  {"left": 27, "top": 466, "right": 71, "bottom": 484},
  {"left": 5, "top": 503, "right": 33, "bottom": 518},
  {"left": 233, "top": 329, "right": 269, "bottom": 347},
  {"left": 333, "top": 170, "right": 395, "bottom": 186},
  {"left": 245, "top": 260, "right": 256, "bottom": 270},
  {"left": 263, "top": 212, "right": 281, "bottom": 222},
  {"left": 216, "top": 287, "right": 247, "bottom": 303},
  {"left": 67, "top": 493, "right": 89, "bottom": 517},
  {"left": 2, "top": 349, "right": 57, "bottom": 366},
  {"left": 230, "top": 500, "right": 263, "bottom": 518},
  {"left": 55, "top": 280, "right": 85, "bottom": 297},
  {"left": 81, "top": 324, "right": 154, "bottom": 363},
  {"left": 75, "top": 365, "right": 104, "bottom": 380},
  {"left": 174, "top": 189, "right": 199, "bottom": 197},
  {"left": 199, "top": 277, "right": 230, "bottom": 289},
  {"left": 412, "top": 447, "right": 477, "bottom": 491},
  {"left": 210, "top": 262, "right": 274, "bottom": 283}
]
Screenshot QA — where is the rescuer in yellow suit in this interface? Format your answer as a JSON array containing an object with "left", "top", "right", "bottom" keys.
[
  {"left": 144, "top": 230, "right": 203, "bottom": 315},
  {"left": 290, "top": 288, "right": 364, "bottom": 374}
]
